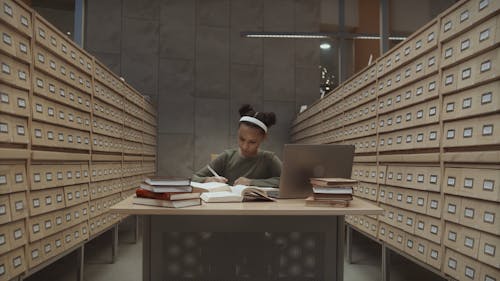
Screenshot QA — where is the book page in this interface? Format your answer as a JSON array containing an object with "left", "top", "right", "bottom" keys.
[
  {"left": 190, "top": 181, "right": 230, "bottom": 192},
  {"left": 200, "top": 191, "right": 242, "bottom": 202}
]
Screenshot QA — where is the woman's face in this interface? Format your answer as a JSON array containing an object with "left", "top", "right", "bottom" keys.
[{"left": 238, "top": 123, "right": 266, "bottom": 157}]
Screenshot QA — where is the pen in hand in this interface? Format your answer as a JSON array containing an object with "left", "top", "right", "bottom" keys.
[{"left": 207, "top": 165, "right": 227, "bottom": 183}]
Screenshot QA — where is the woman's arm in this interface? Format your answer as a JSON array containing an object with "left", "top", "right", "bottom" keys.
[{"left": 191, "top": 152, "right": 227, "bottom": 182}]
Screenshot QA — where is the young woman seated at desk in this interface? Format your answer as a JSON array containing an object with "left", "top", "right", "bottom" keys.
[{"left": 192, "top": 104, "right": 282, "bottom": 187}]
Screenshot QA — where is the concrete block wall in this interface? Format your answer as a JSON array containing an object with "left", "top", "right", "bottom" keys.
[{"left": 85, "top": 0, "right": 321, "bottom": 177}]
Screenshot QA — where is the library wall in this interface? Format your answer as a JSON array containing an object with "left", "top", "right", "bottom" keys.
[
  {"left": 291, "top": 0, "right": 499, "bottom": 279},
  {"left": 0, "top": 0, "right": 157, "bottom": 280}
]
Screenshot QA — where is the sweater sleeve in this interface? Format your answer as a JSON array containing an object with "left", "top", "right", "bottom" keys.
[
  {"left": 249, "top": 154, "right": 282, "bottom": 187},
  {"left": 191, "top": 152, "right": 227, "bottom": 183}
]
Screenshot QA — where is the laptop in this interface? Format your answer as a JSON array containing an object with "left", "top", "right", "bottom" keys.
[{"left": 278, "top": 144, "right": 355, "bottom": 199}]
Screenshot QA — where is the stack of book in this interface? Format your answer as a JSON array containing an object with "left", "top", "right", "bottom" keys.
[
  {"left": 132, "top": 177, "right": 201, "bottom": 208},
  {"left": 305, "top": 178, "right": 358, "bottom": 207}
]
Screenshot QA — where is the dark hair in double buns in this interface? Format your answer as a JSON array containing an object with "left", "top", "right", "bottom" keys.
[{"left": 238, "top": 104, "right": 276, "bottom": 133}]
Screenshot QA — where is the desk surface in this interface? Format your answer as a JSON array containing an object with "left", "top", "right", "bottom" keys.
[{"left": 111, "top": 196, "right": 383, "bottom": 216}]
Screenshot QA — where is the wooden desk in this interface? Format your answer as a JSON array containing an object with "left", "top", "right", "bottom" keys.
[{"left": 112, "top": 197, "right": 383, "bottom": 281}]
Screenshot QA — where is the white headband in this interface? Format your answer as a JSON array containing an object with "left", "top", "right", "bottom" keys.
[{"left": 240, "top": 116, "right": 268, "bottom": 133}]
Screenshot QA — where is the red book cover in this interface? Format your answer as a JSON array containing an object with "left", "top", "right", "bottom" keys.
[{"left": 136, "top": 188, "right": 200, "bottom": 201}]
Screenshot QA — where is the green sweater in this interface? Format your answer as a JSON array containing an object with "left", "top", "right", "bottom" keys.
[{"left": 192, "top": 148, "right": 282, "bottom": 187}]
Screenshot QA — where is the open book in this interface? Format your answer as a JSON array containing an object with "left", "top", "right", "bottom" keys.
[{"left": 191, "top": 182, "right": 275, "bottom": 203}]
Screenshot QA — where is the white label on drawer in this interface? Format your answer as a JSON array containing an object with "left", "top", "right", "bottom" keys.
[
  {"left": 463, "top": 128, "right": 473, "bottom": 138},
  {"left": 0, "top": 93, "right": 8, "bottom": 103},
  {"left": 479, "top": 0, "right": 489, "bottom": 10},
  {"left": 60, "top": 66, "right": 66, "bottom": 75},
  {"left": 481, "top": 60, "right": 491, "bottom": 72},
  {"left": 482, "top": 124, "right": 493, "bottom": 136},
  {"left": 407, "top": 240, "right": 413, "bottom": 248},
  {"left": 2, "top": 33, "right": 11, "bottom": 45},
  {"left": 58, "top": 133, "right": 64, "bottom": 141},
  {"left": 3, "top": 3, "right": 13, "bottom": 16},
  {"left": 484, "top": 243, "right": 495, "bottom": 256},
  {"left": 66, "top": 214, "right": 71, "bottom": 221},
  {"left": 462, "top": 68, "right": 471, "bottom": 79},
  {"left": 460, "top": 39, "right": 470, "bottom": 51},
  {"left": 465, "top": 267, "right": 475, "bottom": 279},
  {"left": 59, "top": 111, "right": 65, "bottom": 119},
  {"left": 448, "top": 258, "right": 457, "bottom": 269},
  {"left": 13, "top": 256, "right": 21, "bottom": 267},
  {"left": 2, "top": 63, "right": 10, "bottom": 74},
  {"left": 481, "top": 92, "right": 492, "bottom": 104},
  {"left": 448, "top": 177, "right": 456, "bottom": 186},
  {"left": 0, "top": 175, "right": 6, "bottom": 185},
  {"left": 15, "top": 200, "right": 23, "bottom": 210},
  {"left": 427, "top": 32, "right": 434, "bottom": 42},
  {"left": 483, "top": 180, "right": 494, "bottom": 191},
  {"left": 415, "top": 40, "right": 422, "bottom": 49},
  {"left": 445, "top": 48, "right": 453, "bottom": 58},
  {"left": 57, "top": 172, "right": 63, "bottom": 180},
  {"left": 464, "top": 178, "right": 473, "bottom": 188},
  {"left": 56, "top": 217, "right": 62, "bottom": 225},
  {"left": 446, "top": 102, "right": 454, "bottom": 112},
  {"left": 416, "top": 63, "right": 423, "bottom": 72},
  {"left": 33, "top": 224, "right": 40, "bottom": 233},
  {"left": 18, "top": 70, "right": 26, "bottom": 80},
  {"left": 406, "top": 218, "right": 413, "bottom": 226},
  {"left": 430, "top": 225, "right": 438, "bottom": 234},
  {"left": 33, "top": 198, "right": 40, "bottom": 207},
  {"left": 417, "top": 174, "right": 424, "bottom": 183},
  {"left": 35, "top": 103, "right": 42, "bottom": 112},
  {"left": 405, "top": 68, "right": 411, "bottom": 77},
  {"left": 13, "top": 228, "right": 22, "bottom": 239},
  {"left": 464, "top": 208, "right": 474, "bottom": 218},
  {"left": 479, "top": 29, "right": 490, "bottom": 42},
  {"left": 406, "top": 196, "right": 413, "bottom": 204},
  {"left": 430, "top": 175, "right": 438, "bottom": 184},
  {"left": 417, "top": 110, "right": 423, "bottom": 119},
  {"left": 445, "top": 75, "right": 454, "bottom": 85},
  {"left": 417, "top": 197, "right": 424, "bottom": 206},
  {"left": 397, "top": 194, "right": 403, "bottom": 201},
  {"left": 447, "top": 129, "right": 455, "bottom": 139},
  {"left": 464, "top": 236, "right": 474, "bottom": 248},
  {"left": 462, "top": 97, "right": 472, "bottom": 108},
  {"left": 44, "top": 244, "right": 51, "bottom": 253},
  {"left": 45, "top": 196, "right": 52, "bottom": 205},
  {"left": 418, "top": 244, "right": 424, "bottom": 253},
  {"left": 397, "top": 214, "right": 403, "bottom": 222},
  {"left": 37, "top": 53, "right": 45, "bottom": 63},
  {"left": 47, "top": 131, "right": 54, "bottom": 140},
  {"left": 34, "top": 173, "right": 41, "bottom": 182},
  {"left": 428, "top": 56, "right": 435, "bottom": 66},
  {"left": 19, "top": 43, "right": 27, "bottom": 53},
  {"left": 448, "top": 204, "right": 456, "bottom": 213},
  {"left": 484, "top": 212, "right": 494, "bottom": 223},
  {"left": 59, "top": 89, "right": 65, "bottom": 97},
  {"left": 56, "top": 239, "right": 62, "bottom": 247},
  {"left": 49, "top": 61, "right": 56, "bottom": 70},
  {"left": 406, "top": 112, "right": 412, "bottom": 121},
  {"left": 430, "top": 250, "right": 438, "bottom": 259},
  {"left": 50, "top": 36, "right": 56, "bottom": 46},
  {"left": 460, "top": 10, "right": 469, "bottom": 22},
  {"left": 417, "top": 221, "right": 424, "bottom": 230}
]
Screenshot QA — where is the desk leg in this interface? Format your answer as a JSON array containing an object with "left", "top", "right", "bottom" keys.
[
  {"left": 382, "top": 243, "right": 390, "bottom": 281},
  {"left": 346, "top": 224, "right": 353, "bottom": 264},
  {"left": 76, "top": 245, "right": 84, "bottom": 281},
  {"left": 133, "top": 215, "right": 139, "bottom": 244},
  {"left": 111, "top": 224, "right": 118, "bottom": 263},
  {"left": 336, "top": 216, "right": 345, "bottom": 281},
  {"left": 143, "top": 216, "right": 151, "bottom": 281}
]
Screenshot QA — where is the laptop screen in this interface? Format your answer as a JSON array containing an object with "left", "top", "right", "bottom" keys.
[{"left": 278, "top": 144, "right": 355, "bottom": 198}]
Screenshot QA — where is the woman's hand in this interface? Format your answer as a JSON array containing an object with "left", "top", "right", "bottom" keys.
[
  {"left": 205, "top": 176, "right": 228, "bottom": 183},
  {"left": 234, "top": 177, "right": 251, "bottom": 186}
]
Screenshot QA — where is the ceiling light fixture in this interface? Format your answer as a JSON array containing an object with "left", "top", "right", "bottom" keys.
[{"left": 320, "top": 43, "right": 331, "bottom": 50}]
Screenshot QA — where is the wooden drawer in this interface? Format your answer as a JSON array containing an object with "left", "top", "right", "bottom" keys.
[
  {"left": 440, "top": 0, "right": 499, "bottom": 42},
  {"left": 0, "top": 246, "right": 26, "bottom": 281},
  {"left": 124, "top": 114, "right": 142, "bottom": 131},
  {"left": 91, "top": 162, "right": 122, "bottom": 182},
  {"left": 478, "top": 231, "right": 500, "bottom": 268},
  {"left": 93, "top": 98, "right": 123, "bottom": 125},
  {"left": 123, "top": 140, "right": 141, "bottom": 155},
  {"left": 0, "top": 162, "right": 26, "bottom": 194},
  {"left": 0, "top": 0, "right": 32, "bottom": 36},
  {"left": 322, "top": 114, "right": 344, "bottom": 132},
  {"left": 31, "top": 121, "right": 91, "bottom": 150},
  {"left": 445, "top": 222, "right": 482, "bottom": 260},
  {"left": 441, "top": 48, "right": 499, "bottom": 94},
  {"left": 441, "top": 15, "right": 499, "bottom": 68},
  {"left": 123, "top": 85, "right": 143, "bottom": 108},
  {"left": 378, "top": 99, "right": 439, "bottom": 133},
  {"left": 352, "top": 164, "right": 380, "bottom": 184},
  {"left": 442, "top": 80, "right": 499, "bottom": 121},
  {"left": 32, "top": 96, "right": 91, "bottom": 132},
  {"left": 33, "top": 46, "right": 92, "bottom": 94},
  {"left": 378, "top": 75, "right": 439, "bottom": 114},
  {"left": 0, "top": 219, "right": 25, "bottom": 255},
  {"left": 142, "top": 121, "right": 156, "bottom": 136},
  {"left": 29, "top": 187, "right": 65, "bottom": 216},
  {"left": 94, "top": 81, "right": 124, "bottom": 110},
  {"left": 0, "top": 83, "right": 29, "bottom": 117},
  {"left": 92, "top": 134, "right": 122, "bottom": 153},
  {"left": 121, "top": 175, "right": 142, "bottom": 191},
  {"left": 345, "top": 135, "right": 378, "bottom": 154},
  {"left": 443, "top": 114, "right": 500, "bottom": 147},
  {"left": 0, "top": 113, "right": 27, "bottom": 144},
  {"left": 122, "top": 162, "right": 142, "bottom": 177},
  {"left": 342, "top": 118, "right": 377, "bottom": 140},
  {"left": 427, "top": 192, "right": 442, "bottom": 219},
  {"left": 444, "top": 248, "right": 482, "bottom": 281},
  {"left": 0, "top": 22, "right": 30, "bottom": 63},
  {"left": 124, "top": 99, "right": 142, "bottom": 117},
  {"left": 8, "top": 191, "right": 26, "bottom": 221},
  {"left": 0, "top": 194, "right": 11, "bottom": 225},
  {"left": 378, "top": 124, "right": 441, "bottom": 152},
  {"left": 343, "top": 100, "right": 377, "bottom": 126},
  {"left": 143, "top": 111, "right": 157, "bottom": 126},
  {"left": 415, "top": 214, "right": 442, "bottom": 244},
  {"left": 92, "top": 116, "right": 123, "bottom": 139},
  {"left": 378, "top": 21, "right": 438, "bottom": 77},
  {"left": 460, "top": 196, "right": 499, "bottom": 235},
  {"left": 30, "top": 163, "right": 90, "bottom": 190},
  {"left": 322, "top": 102, "right": 343, "bottom": 120},
  {"left": 427, "top": 240, "right": 442, "bottom": 269},
  {"left": 142, "top": 132, "right": 156, "bottom": 146},
  {"left": 444, "top": 167, "right": 500, "bottom": 202},
  {"left": 33, "top": 70, "right": 91, "bottom": 112},
  {"left": 34, "top": 17, "right": 92, "bottom": 74},
  {"left": 385, "top": 165, "right": 441, "bottom": 192},
  {"left": 0, "top": 52, "right": 28, "bottom": 89},
  {"left": 89, "top": 178, "right": 121, "bottom": 200},
  {"left": 94, "top": 62, "right": 123, "bottom": 94},
  {"left": 64, "top": 183, "right": 88, "bottom": 207},
  {"left": 379, "top": 185, "right": 429, "bottom": 215},
  {"left": 342, "top": 83, "right": 377, "bottom": 112},
  {"left": 123, "top": 127, "right": 142, "bottom": 142}
]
